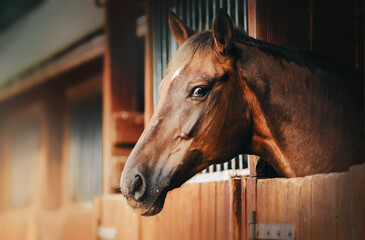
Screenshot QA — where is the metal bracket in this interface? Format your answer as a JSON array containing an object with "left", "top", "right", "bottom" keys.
[{"left": 249, "top": 211, "right": 296, "bottom": 240}]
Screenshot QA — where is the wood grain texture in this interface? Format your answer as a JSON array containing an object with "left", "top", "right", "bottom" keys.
[
  {"left": 200, "top": 181, "right": 216, "bottom": 240},
  {"left": 230, "top": 179, "right": 242, "bottom": 240},
  {"left": 245, "top": 177, "right": 257, "bottom": 240},
  {"left": 337, "top": 172, "right": 351, "bottom": 240},
  {"left": 240, "top": 178, "right": 247, "bottom": 240},
  {"left": 216, "top": 181, "right": 229, "bottom": 240},
  {"left": 323, "top": 173, "right": 339, "bottom": 240},
  {"left": 256, "top": 179, "right": 268, "bottom": 224},
  {"left": 298, "top": 176, "right": 312, "bottom": 240},
  {"left": 190, "top": 183, "right": 201, "bottom": 240},
  {"left": 349, "top": 163, "right": 365, "bottom": 240},
  {"left": 311, "top": 174, "right": 326, "bottom": 240}
]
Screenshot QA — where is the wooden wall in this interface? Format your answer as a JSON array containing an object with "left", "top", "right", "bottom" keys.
[
  {"left": 0, "top": 58, "right": 103, "bottom": 240},
  {"left": 253, "top": 0, "right": 364, "bottom": 72},
  {"left": 254, "top": 163, "right": 365, "bottom": 240},
  {"left": 94, "top": 162, "right": 365, "bottom": 240},
  {"left": 98, "top": 179, "right": 239, "bottom": 240}
]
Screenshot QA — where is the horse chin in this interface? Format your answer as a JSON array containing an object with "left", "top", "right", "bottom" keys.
[
  {"left": 126, "top": 188, "right": 168, "bottom": 216},
  {"left": 141, "top": 189, "right": 168, "bottom": 216}
]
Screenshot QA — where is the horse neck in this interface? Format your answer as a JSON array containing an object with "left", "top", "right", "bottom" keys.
[{"left": 235, "top": 41, "right": 364, "bottom": 177}]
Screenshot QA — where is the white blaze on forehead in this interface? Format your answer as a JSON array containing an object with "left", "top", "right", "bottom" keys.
[{"left": 171, "top": 67, "right": 183, "bottom": 81}]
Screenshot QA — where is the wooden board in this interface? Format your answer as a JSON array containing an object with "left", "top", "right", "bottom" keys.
[
  {"left": 240, "top": 178, "right": 247, "bottom": 240},
  {"left": 311, "top": 174, "right": 325, "bottom": 240},
  {"left": 230, "top": 179, "right": 242, "bottom": 240},
  {"left": 349, "top": 163, "right": 365, "bottom": 240},
  {"left": 216, "top": 180, "right": 230, "bottom": 240},
  {"left": 323, "top": 173, "right": 339, "bottom": 239},
  {"left": 337, "top": 172, "right": 351, "bottom": 240},
  {"left": 245, "top": 177, "right": 257, "bottom": 240},
  {"left": 200, "top": 181, "right": 216, "bottom": 240},
  {"left": 298, "top": 176, "right": 312, "bottom": 240},
  {"left": 190, "top": 183, "right": 201, "bottom": 240},
  {"left": 276, "top": 179, "right": 288, "bottom": 224},
  {"left": 256, "top": 179, "right": 268, "bottom": 224}
]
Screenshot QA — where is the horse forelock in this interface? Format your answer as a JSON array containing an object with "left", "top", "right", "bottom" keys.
[{"left": 164, "top": 31, "right": 215, "bottom": 78}]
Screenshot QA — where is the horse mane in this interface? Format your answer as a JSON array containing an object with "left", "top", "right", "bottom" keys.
[
  {"left": 233, "top": 28, "right": 360, "bottom": 78},
  {"left": 165, "top": 27, "right": 362, "bottom": 98}
]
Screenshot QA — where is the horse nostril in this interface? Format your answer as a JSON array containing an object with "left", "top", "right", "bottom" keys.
[{"left": 131, "top": 174, "right": 146, "bottom": 201}]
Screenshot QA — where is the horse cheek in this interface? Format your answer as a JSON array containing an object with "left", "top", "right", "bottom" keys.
[{"left": 179, "top": 109, "right": 202, "bottom": 139}]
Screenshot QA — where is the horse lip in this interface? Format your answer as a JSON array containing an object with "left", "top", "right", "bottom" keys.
[{"left": 140, "top": 189, "right": 168, "bottom": 216}]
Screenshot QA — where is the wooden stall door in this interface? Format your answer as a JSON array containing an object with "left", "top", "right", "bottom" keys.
[{"left": 248, "top": 163, "right": 365, "bottom": 240}]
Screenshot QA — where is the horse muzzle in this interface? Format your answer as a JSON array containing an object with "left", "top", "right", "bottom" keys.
[{"left": 120, "top": 169, "right": 169, "bottom": 216}]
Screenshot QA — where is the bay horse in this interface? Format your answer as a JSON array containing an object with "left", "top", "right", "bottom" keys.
[{"left": 121, "top": 9, "right": 364, "bottom": 216}]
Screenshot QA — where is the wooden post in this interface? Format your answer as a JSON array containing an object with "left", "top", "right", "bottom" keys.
[
  {"left": 248, "top": 0, "right": 256, "bottom": 38},
  {"left": 246, "top": 177, "right": 257, "bottom": 240},
  {"left": 102, "top": 0, "right": 145, "bottom": 193},
  {"left": 230, "top": 178, "right": 242, "bottom": 240}
]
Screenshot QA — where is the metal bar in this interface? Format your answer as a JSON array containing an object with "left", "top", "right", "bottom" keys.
[
  {"left": 212, "top": 0, "right": 216, "bottom": 21},
  {"left": 232, "top": 157, "right": 236, "bottom": 170},
  {"left": 198, "top": 0, "right": 203, "bottom": 30},
  {"left": 239, "top": 154, "right": 244, "bottom": 169},
  {"left": 243, "top": 0, "right": 248, "bottom": 32},
  {"left": 235, "top": 0, "right": 239, "bottom": 26},
  {"left": 192, "top": 0, "right": 196, "bottom": 29},
  {"left": 206, "top": 0, "right": 210, "bottom": 28}
]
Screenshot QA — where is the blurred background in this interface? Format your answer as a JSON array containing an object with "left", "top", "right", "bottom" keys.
[{"left": 0, "top": 0, "right": 363, "bottom": 239}]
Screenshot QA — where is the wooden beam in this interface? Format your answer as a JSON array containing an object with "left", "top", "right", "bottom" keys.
[{"left": 0, "top": 35, "right": 104, "bottom": 103}]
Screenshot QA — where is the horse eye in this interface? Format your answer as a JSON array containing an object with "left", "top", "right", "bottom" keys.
[{"left": 190, "top": 86, "right": 209, "bottom": 98}]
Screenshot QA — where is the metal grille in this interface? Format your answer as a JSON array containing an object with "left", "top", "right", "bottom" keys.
[
  {"left": 69, "top": 95, "right": 102, "bottom": 205},
  {"left": 152, "top": 0, "right": 249, "bottom": 173}
]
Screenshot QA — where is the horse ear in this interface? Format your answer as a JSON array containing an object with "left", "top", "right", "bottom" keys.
[
  {"left": 168, "top": 11, "right": 195, "bottom": 46},
  {"left": 212, "top": 8, "right": 234, "bottom": 53}
]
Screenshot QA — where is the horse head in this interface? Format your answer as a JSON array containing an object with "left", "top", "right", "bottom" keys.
[{"left": 120, "top": 9, "right": 251, "bottom": 216}]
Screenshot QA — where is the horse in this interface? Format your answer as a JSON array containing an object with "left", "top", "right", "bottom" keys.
[{"left": 120, "top": 9, "right": 364, "bottom": 216}]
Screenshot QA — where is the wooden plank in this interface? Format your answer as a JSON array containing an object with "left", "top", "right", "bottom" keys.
[
  {"left": 349, "top": 163, "right": 365, "bottom": 240},
  {"left": 157, "top": 188, "right": 176, "bottom": 240},
  {"left": 362, "top": 163, "right": 365, "bottom": 239},
  {"left": 0, "top": 36, "right": 104, "bottom": 103},
  {"left": 298, "top": 176, "right": 312, "bottom": 240},
  {"left": 255, "top": 0, "right": 267, "bottom": 41},
  {"left": 223, "top": 180, "right": 232, "bottom": 240},
  {"left": 265, "top": 179, "right": 277, "bottom": 224},
  {"left": 276, "top": 179, "right": 288, "bottom": 224},
  {"left": 248, "top": 155, "right": 259, "bottom": 177},
  {"left": 177, "top": 184, "right": 192, "bottom": 240},
  {"left": 246, "top": 177, "right": 257, "bottom": 240},
  {"left": 248, "top": 0, "right": 257, "bottom": 38},
  {"left": 216, "top": 181, "right": 229, "bottom": 240},
  {"left": 286, "top": 178, "right": 300, "bottom": 235},
  {"left": 256, "top": 179, "right": 268, "bottom": 224},
  {"left": 266, "top": 0, "right": 291, "bottom": 46},
  {"left": 240, "top": 178, "right": 247, "bottom": 240},
  {"left": 200, "top": 181, "right": 216, "bottom": 240},
  {"left": 230, "top": 179, "right": 242, "bottom": 240},
  {"left": 337, "top": 172, "right": 351, "bottom": 240},
  {"left": 311, "top": 174, "right": 325, "bottom": 240},
  {"left": 323, "top": 173, "right": 339, "bottom": 240},
  {"left": 190, "top": 183, "right": 201, "bottom": 240},
  {"left": 144, "top": 0, "right": 155, "bottom": 125}
]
